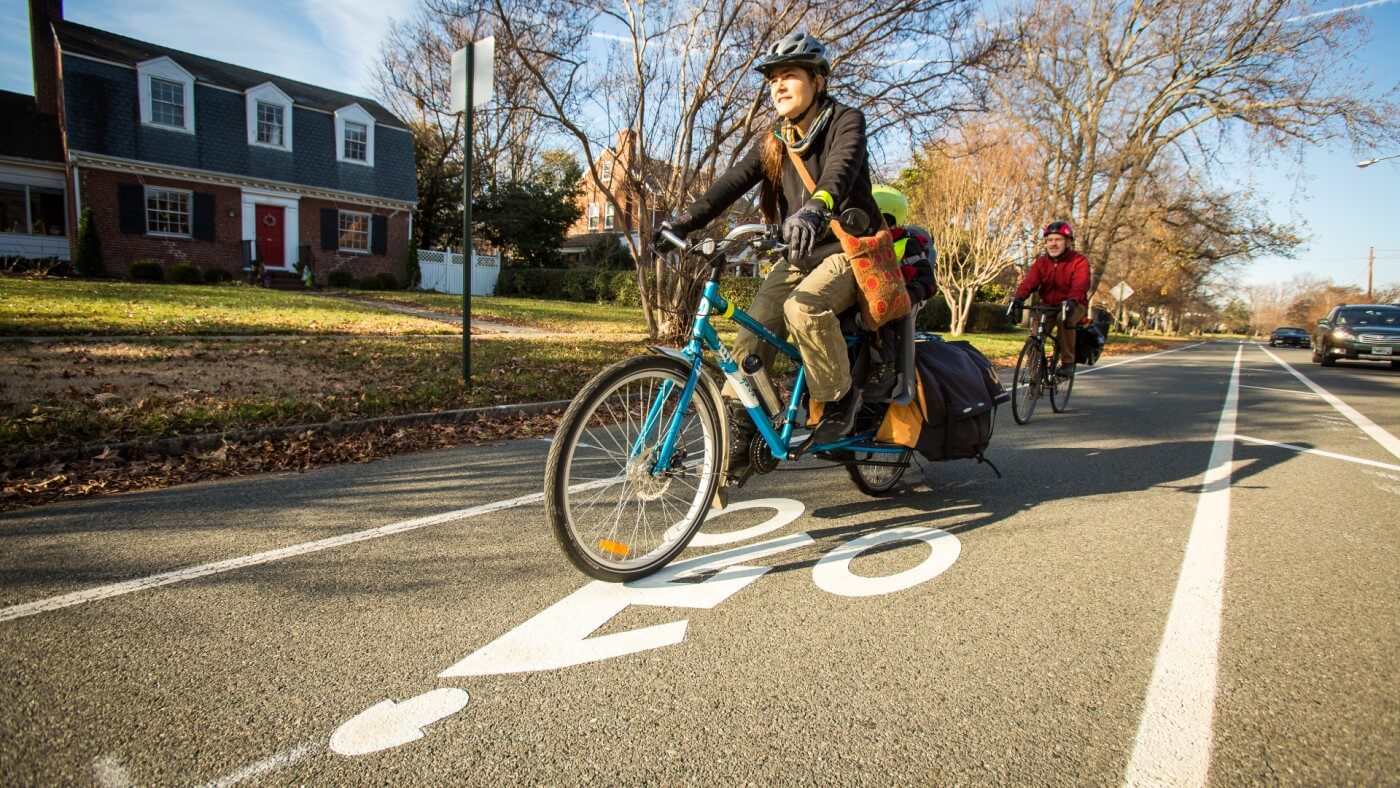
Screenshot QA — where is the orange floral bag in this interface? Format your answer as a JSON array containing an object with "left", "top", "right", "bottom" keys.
[{"left": 787, "top": 150, "right": 911, "bottom": 331}]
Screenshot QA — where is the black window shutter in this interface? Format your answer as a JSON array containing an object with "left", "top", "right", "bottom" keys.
[
  {"left": 192, "top": 192, "right": 215, "bottom": 241},
  {"left": 118, "top": 183, "right": 145, "bottom": 234},
  {"left": 371, "top": 214, "right": 388, "bottom": 255},
  {"left": 320, "top": 208, "right": 338, "bottom": 250}
]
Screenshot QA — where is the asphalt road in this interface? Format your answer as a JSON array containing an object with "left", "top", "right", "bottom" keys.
[{"left": 2, "top": 341, "right": 1397, "bottom": 785}]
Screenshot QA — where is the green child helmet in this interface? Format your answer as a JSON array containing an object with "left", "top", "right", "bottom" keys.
[{"left": 872, "top": 184, "right": 909, "bottom": 227}]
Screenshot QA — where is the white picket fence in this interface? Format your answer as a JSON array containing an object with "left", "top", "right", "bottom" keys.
[{"left": 417, "top": 249, "right": 501, "bottom": 295}]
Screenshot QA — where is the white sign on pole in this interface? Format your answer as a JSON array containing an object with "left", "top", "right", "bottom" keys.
[
  {"left": 449, "top": 38, "right": 495, "bottom": 114},
  {"left": 1110, "top": 281, "right": 1135, "bottom": 302}
]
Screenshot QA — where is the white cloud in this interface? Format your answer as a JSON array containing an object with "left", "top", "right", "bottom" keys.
[
  {"left": 1285, "top": 0, "right": 1399, "bottom": 23},
  {"left": 299, "top": 0, "right": 419, "bottom": 94}
]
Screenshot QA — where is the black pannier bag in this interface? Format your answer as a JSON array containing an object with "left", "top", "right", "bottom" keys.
[
  {"left": 876, "top": 336, "right": 1009, "bottom": 466},
  {"left": 1075, "top": 312, "right": 1109, "bottom": 365}
]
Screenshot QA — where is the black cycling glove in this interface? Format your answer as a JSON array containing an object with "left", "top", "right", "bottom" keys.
[
  {"left": 1061, "top": 299, "right": 1078, "bottom": 322},
  {"left": 782, "top": 200, "right": 828, "bottom": 261}
]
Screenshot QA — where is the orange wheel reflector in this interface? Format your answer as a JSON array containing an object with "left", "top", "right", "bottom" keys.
[{"left": 598, "top": 539, "right": 631, "bottom": 557}]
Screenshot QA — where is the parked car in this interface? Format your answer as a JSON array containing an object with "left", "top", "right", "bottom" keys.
[
  {"left": 1312, "top": 304, "right": 1400, "bottom": 368},
  {"left": 1269, "top": 326, "right": 1311, "bottom": 348}
]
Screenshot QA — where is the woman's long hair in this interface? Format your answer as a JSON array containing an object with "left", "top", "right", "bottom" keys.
[{"left": 759, "top": 75, "right": 828, "bottom": 223}]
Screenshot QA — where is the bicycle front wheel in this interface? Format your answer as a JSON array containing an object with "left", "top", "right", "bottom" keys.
[
  {"left": 1011, "top": 338, "right": 1044, "bottom": 425},
  {"left": 544, "top": 355, "right": 722, "bottom": 582},
  {"left": 1050, "top": 345, "right": 1075, "bottom": 412}
]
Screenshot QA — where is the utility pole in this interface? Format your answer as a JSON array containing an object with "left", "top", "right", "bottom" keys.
[{"left": 1368, "top": 246, "right": 1374, "bottom": 301}]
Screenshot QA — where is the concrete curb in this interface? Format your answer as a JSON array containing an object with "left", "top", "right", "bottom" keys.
[{"left": 4, "top": 399, "right": 574, "bottom": 469}]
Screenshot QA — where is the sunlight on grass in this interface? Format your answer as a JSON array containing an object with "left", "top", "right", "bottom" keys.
[{"left": 0, "top": 278, "right": 455, "bottom": 336}]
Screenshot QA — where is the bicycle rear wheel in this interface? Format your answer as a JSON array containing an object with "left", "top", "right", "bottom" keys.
[
  {"left": 1050, "top": 343, "right": 1075, "bottom": 412},
  {"left": 846, "top": 449, "right": 913, "bottom": 495},
  {"left": 544, "top": 355, "right": 722, "bottom": 582},
  {"left": 1011, "top": 338, "right": 1044, "bottom": 425}
]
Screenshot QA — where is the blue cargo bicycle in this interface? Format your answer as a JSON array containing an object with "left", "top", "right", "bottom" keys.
[{"left": 544, "top": 220, "right": 925, "bottom": 581}]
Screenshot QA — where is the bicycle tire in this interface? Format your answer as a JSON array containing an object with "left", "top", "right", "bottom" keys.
[
  {"left": 1011, "top": 338, "right": 1044, "bottom": 425},
  {"left": 544, "top": 354, "right": 722, "bottom": 582},
  {"left": 846, "top": 449, "right": 913, "bottom": 496},
  {"left": 1050, "top": 338, "right": 1074, "bottom": 412}
]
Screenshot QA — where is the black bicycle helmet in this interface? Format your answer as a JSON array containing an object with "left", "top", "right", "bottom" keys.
[
  {"left": 754, "top": 32, "right": 830, "bottom": 77},
  {"left": 1042, "top": 220, "right": 1074, "bottom": 240}
]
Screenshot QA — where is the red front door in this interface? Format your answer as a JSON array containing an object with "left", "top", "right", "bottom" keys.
[{"left": 255, "top": 205, "right": 284, "bottom": 267}]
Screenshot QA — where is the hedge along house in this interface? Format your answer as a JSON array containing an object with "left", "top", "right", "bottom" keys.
[{"left": 26, "top": 0, "right": 416, "bottom": 282}]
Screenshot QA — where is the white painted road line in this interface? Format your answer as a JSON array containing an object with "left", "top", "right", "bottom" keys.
[
  {"left": 1257, "top": 345, "right": 1400, "bottom": 461},
  {"left": 1236, "top": 384, "right": 1319, "bottom": 398},
  {"left": 1234, "top": 434, "right": 1400, "bottom": 472},
  {"left": 0, "top": 477, "right": 623, "bottom": 624},
  {"left": 199, "top": 743, "right": 315, "bottom": 788},
  {"left": 1075, "top": 341, "right": 1208, "bottom": 376},
  {"left": 1124, "top": 342, "right": 1243, "bottom": 787}
]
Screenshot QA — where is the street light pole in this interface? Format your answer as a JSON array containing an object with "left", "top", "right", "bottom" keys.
[{"left": 1356, "top": 153, "right": 1400, "bottom": 168}]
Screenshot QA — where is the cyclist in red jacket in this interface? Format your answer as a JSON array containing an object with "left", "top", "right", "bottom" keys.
[{"left": 1011, "top": 221, "right": 1091, "bottom": 374}]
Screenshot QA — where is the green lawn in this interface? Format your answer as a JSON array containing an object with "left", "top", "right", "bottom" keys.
[
  {"left": 0, "top": 277, "right": 455, "bottom": 336},
  {"left": 349, "top": 291, "right": 650, "bottom": 334}
]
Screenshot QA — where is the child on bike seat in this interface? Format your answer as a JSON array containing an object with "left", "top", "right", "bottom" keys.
[{"left": 872, "top": 184, "right": 935, "bottom": 305}]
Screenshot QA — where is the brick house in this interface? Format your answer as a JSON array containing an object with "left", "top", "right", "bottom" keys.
[
  {"left": 0, "top": 90, "right": 68, "bottom": 260},
  {"left": 563, "top": 130, "right": 663, "bottom": 265},
  {"left": 22, "top": 0, "right": 416, "bottom": 282}
]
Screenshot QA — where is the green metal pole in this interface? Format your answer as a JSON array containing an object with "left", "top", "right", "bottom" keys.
[{"left": 462, "top": 42, "right": 474, "bottom": 386}]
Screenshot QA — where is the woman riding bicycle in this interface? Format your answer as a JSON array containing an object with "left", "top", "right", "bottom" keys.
[
  {"left": 654, "top": 32, "right": 881, "bottom": 448},
  {"left": 1010, "top": 221, "right": 1091, "bottom": 376}
]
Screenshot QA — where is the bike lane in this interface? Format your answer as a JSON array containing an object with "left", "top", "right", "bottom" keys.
[
  {"left": 1, "top": 342, "right": 1250, "bottom": 784},
  {"left": 1207, "top": 344, "right": 1400, "bottom": 784}
]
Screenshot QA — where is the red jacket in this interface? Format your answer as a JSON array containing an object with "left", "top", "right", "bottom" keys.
[{"left": 1014, "top": 250, "right": 1091, "bottom": 305}]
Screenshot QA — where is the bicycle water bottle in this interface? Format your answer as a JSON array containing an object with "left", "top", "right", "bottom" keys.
[{"left": 741, "top": 354, "right": 782, "bottom": 416}]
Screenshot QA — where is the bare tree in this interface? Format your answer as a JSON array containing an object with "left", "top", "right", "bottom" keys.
[
  {"left": 988, "top": 0, "right": 1399, "bottom": 294},
  {"left": 902, "top": 123, "right": 1039, "bottom": 335},
  {"left": 375, "top": 1, "right": 555, "bottom": 249},
  {"left": 470, "top": 0, "right": 994, "bottom": 341}
]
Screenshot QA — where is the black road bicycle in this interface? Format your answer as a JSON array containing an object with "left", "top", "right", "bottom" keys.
[{"left": 1007, "top": 303, "right": 1075, "bottom": 425}]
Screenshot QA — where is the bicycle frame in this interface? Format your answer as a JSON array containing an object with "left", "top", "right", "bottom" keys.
[{"left": 642, "top": 227, "right": 905, "bottom": 477}]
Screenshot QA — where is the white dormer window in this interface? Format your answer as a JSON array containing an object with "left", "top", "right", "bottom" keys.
[
  {"left": 137, "top": 57, "right": 195, "bottom": 134},
  {"left": 334, "top": 104, "right": 375, "bottom": 167},
  {"left": 245, "top": 82, "right": 293, "bottom": 151}
]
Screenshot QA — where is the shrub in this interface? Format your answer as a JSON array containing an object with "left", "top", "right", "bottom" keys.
[
  {"left": 358, "top": 272, "right": 399, "bottom": 291},
  {"left": 404, "top": 245, "right": 420, "bottom": 289},
  {"left": 327, "top": 270, "right": 354, "bottom": 288},
  {"left": 129, "top": 260, "right": 164, "bottom": 281},
  {"left": 74, "top": 208, "right": 104, "bottom": 277},
  {"left": 915, "top": 297, "right": 1016, "bottom": 333},
  {"left": 168, "top": 263, "right": 203, "bottom": 284},
  {"left": 203, "top": 267, "right": 233, "bottom": 283}
]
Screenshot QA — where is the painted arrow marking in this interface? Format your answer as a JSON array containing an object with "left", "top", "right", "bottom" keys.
[{"left": 329, "top": 688, "right": 470, "bottom": 756}]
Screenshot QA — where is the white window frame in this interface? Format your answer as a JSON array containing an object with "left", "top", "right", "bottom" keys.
[
  {"left": 604, "top": 202, "right": 615, "bottom": 230},
  {"left": 246, "top": 82, "right": 293, "bottom": 151},
  {"left": 587, "top": 203, "right": 599, "bottom": 231},
  {"left": 338, "top": 210, "right": 372, "bottom": 253},
  {"left": 334, "top": 104, "right": 375, "bottom": 167},
  {"left": 137, "top": 57, "right": 195, "bottom": 134},
  {"left": 600, "top": 159, "right": 613, "bottom": 183},
  {"left": 144, "top": 186, "right": 193, "bottom": 238}
]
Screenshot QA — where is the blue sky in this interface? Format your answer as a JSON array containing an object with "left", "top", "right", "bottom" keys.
[{"left": 3, "top": 0, "right": 1397, "bottom": 291}]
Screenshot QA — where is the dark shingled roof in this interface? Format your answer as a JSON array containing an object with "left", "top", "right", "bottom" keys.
[
  {"left": 0, "top": 90, "right": 64, "bottom": 162},
  {"left": 52, "top": 20, "right": 407, "bottom": 129}
]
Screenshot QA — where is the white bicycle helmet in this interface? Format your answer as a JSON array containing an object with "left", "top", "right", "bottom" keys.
[{"left": 754, "top": 32, "right": 830, "bottom": 77}]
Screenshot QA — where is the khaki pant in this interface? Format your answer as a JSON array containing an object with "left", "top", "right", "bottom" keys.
[
  {"left": 725, "top": 252, "right": 857, "bottom": 403},
  {"left": 1045, "top": 303, "right": 1088, "bottom": 365}
]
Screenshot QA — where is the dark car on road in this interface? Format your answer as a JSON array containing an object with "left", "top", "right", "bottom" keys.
[
  {"left": 1269, "top": 326, "right": 1311, "bottom": 348},
  {"left": 1312, "top": 304, "right": 1400, "bottom": 368}
]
